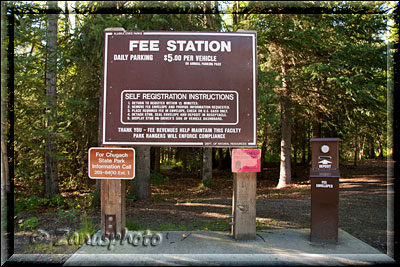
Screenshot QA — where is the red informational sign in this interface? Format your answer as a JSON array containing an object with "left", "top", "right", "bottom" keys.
[
  {"left": 232, "top": 149, "right": 261, "bottom": 172},
  {"left": 88, "top": 147, "right": 135, "bottom": 179},
  {"left": 101, "top": 31, "right": 257, "bottom": 147}
]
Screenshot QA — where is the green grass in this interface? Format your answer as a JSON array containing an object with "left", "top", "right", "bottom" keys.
[
  {"left": 125, "top": 219, "right": 231, "bottom": 232},
  {"left": 126, "top": 219, "right": 147, "bottom": 231},
  {"left": 156, "top": 223, "right": 187, "bottom": 231},
  {"left": 24, "top": 243, "right": 59, "bottom": 253},
  {"left": 75, "top": 216, "right": 96, "bottom": 238},
  {"left": 196, "top": 182, "right": 215, "bottom": 190},
  {"left": 256, "top": 218, "right": 284, "bottom": 230}
]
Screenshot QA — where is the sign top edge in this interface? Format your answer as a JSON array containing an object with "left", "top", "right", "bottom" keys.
[{"left": 104, "top": 30, "right": 256, "bottom": 36}]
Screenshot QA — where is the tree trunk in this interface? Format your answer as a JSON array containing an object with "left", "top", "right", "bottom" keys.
[
  {"left": 233, "top": 1, "right": 239, "bottom": 27},
  {"left": 313, "top": 114, "right": 321, "bottom": 138},
  {"left": 301, "top": 130, "right": 307, "bottom": 166},
  {"left": 2, "top": 5, "right": 14, "bottom": 258},
  {"left": 200, "top": 7, "right": 215, "bottom": 185},
  {"left": 223, "top": 148, "right": 231, "bottom": 169},
  {"left": 64, "top": 1, "right": 69, "bottom": 34},
  {"left": 377, "top": 136, "right": 384, "bottom": 159},
  {"left": 203, "top": 1, "right": 213, "bottom": 29},
  {"left": 217, "top": 148, "right": 223, "bottom": 170},
  {"left": 169, "top": 147, "right": 173, "bottom": 162},
  {"left": 1, "top": 62, "right": 9, "bottom": 205},
  {"left": 1, "top": 35, "right": 10, "bottom": 258},
  {"left": 0, "top": 133, "right": 9, "bottom": 263},
  {"left": 93, "top": 180, "right": 101, "bottom": 207},
  {"left": 154, "top": 147, "right": 160, "bottom": 173},
  {"left": 293, "top": 145, "right": 297, "bottom": 178},
  {"left": 161, "top": 147, "right": 165, "bottom": 162},
  {"left": 44, "top": 1, "right": 59, "bottom": 198},
  {"left": 277, "top": 98, "right": 292, "bottom": 188},
  {"left": 150, "top": 147, "right": 155, "bottom": 170},
  {"left": 354, "top": 134, "right": 358, "bottom": 166},
  {"left": 202, "top": 148, "right": 212, "bottom": 187},
  {"left": 360, "top": 136, "right": 366, "bottom": 161},
  {"left": 307, "top": 127, "right": 312, "bottom": 165},
  {"left": 277, "top": 46, "right": 291, "bottom": 189},
  {"left": 260, "top": 120, "right": 268, "bottom": 171},
  {"left": 182, "top": 148, "right": 188, "bottom": 170},
  {"left": 134, "top": 146, "right": 151, "bottom": 199},
  {"left": 368, "top": 136, "right": 375, "bottom": 159}
]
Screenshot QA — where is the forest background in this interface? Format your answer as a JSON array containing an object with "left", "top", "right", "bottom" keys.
[{"left": 0, "top": 1, "right": 398, "bottom": 251}]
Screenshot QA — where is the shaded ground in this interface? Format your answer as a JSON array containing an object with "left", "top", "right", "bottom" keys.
[{"left": 13, "top": 159, "right": 393, "bottom": 257}]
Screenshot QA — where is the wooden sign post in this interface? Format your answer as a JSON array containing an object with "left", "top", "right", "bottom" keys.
[
  {"left": 101, "top": 180, "right": 126, "bottom": 238},
  {"left": 231, "top": 149, "right": 261, "bottom": 240},
  {"left": 88, "top": 147, "right": 135, "bottom": 238}
]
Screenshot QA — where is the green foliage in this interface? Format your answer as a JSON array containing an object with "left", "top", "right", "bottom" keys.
[
  {"left": 264, "top": 154, "right": 281, "bottom": 163},
  {"left": 169, "top": 160, "right": 183, "bottom": 170},
  {"left": 156, "top": 223, "right": 186, "bottom": 231},
  {"left": 202, "top": 179, "right": 213, "bottom": 188},
  {"left": 126, "top": 193, "right": 138, "bottom": 202},
  {"left": 11, "top": 1, "right": 218, "bottom": 195},
  {"left": 150, "top": 171, "right": 169, "bottom": 186},
  {"left": 56, "top": 208, "right": 78, "bottom": 224},
  {"left": 46, "top": 194, "right": 65, "bottom": 207},
  {"left": 15, "top": 196, "right": 43, "bottom": 213},
  {"left": 82, "top": 193, "right": 94, "bottom": 208},
  {"left": 75, "top": 216, "right": 96, "bottom": 239},
  {"left": 125, "top": 219, "right": 147, "bottom": 231},
  {"left": 14, "top": 193, "right": 67, "bottom": 214},
  {"left": 152, "top": 194, "right": 164, "bottom": 200},
  {"left": 250, "top": 4, "right": 390, "bottom": 167},
  {"left": 19, "top": 217, "right": 39, "bottom": 231},
  {"left": 198, "top": 180, "right": 215, "bottom": 189}
]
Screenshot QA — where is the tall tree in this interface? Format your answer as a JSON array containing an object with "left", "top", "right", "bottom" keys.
[
  {"left": 44, "top": 1, "right": 59, "bottom": 198},
  {"left": 134, "top": 146, "right": 151, "bottom": 199},
  {"left": 276, "top": 43, "right": 292, "bottom": 188},
  {"left": 202, "top": 148, "right": 212, "bottom": 187},
  {"left": 201, "top": 0, "right": 221, "bottom": 187},
  {"left": 1, "top": 0, "right": 11, "bottom": 261}
]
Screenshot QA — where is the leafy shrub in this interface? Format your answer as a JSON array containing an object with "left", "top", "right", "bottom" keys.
[
  {"left": 46, "top": 194, "right": 65, "bottom": 207},
  {"left": 75, "top": 216, "right": 96, "bottom": 239},
  {"left": 19, "top": 217, "right": 39, "bottom": 231},
  {"left": 264, "top": 153, "right": 280, "bottom": 163},
  {"left": 15, "top": 195, "right": 43, "bottom": 213},
  {"left": 56, "top": 208, "right": 78, "bottom": 224},
  {"left": 150, "top": 171, "right": 169, "bottom": 186},
  {"left": 15, "top": 194, "right": 66, "bottom": 214}
]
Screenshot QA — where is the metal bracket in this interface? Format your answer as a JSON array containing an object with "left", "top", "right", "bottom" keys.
[{"left": 105, "top": 214, "right": 116, "bottom": 238}]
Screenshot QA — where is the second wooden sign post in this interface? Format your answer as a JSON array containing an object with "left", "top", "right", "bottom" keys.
[
  {"left": 88, "top": 147, "right": 135, "bottom": 238},
  {"left": 231, "top": 149, "right": 261, "bottom": 240}
]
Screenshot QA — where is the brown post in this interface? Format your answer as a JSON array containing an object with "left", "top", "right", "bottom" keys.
[
  {"left": 310, "top": 138, "right": 340, "bottom": 243},
  {"left": 230, "top": 29, "right": 259, "bottom": 241},
  {"left": 101, "top": 179, "right": 126, "bottom": 238},
  {"left": 100, "top": 27, "right": 127, "bottom": 239},
  {"left": 232, "top": 172, "right": 257, "bottom": 240},
  {"left": 231, "top": 147, "right": 260, "bottom": 240}
]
